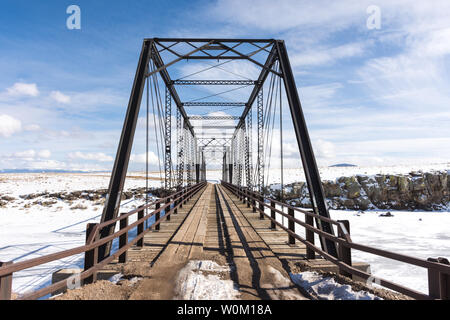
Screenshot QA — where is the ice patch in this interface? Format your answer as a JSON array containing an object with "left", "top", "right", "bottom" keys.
[
  {"left": 174, "top": 260, "right": 239, "bottom": 300},
  {"left": 290, "top": 271, "right": 382, "bottom": 300}
]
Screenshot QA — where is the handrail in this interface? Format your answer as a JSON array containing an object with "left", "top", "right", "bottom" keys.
[
  {"left": 221, "top": 180, "right": 450, "bottom": 300},
  {"left": 0, "top": 181, "right": 207, "bottom": 299}
]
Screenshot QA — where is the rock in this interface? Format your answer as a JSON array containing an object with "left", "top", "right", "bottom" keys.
[
  {"left": 346, "top": 183, "right": 361, "bottom": 199},
  {"left": 323, "top": 181, "right": 342, "bottom": 197},
  {"left": 397, "top": 175, "right": 409, "bottom": 193},
  {"left": 70, "top": 204, "right": 88, "bottom": 210},
  {"left": 1, "top": 195, "right": 16, "bottom": 201},
  {"left": 354, "top": 196, "right": 371, "bottom": 210},
  {"left": 342, "top": 198, "right": 355, "bottom": 208},
  {"left": 41, "top": 200, "right": 58, "bottom": 207},
  {"left": 379, "top": 212, "right": 394, "bottom": 217}
]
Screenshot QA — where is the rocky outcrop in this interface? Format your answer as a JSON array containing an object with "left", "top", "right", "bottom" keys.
[{"left": 268, "top": 171, "right": 449, "bottom": 211}]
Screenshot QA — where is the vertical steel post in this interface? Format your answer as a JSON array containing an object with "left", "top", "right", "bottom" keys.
[
  {"left": 257, "top": 89, "right": 264, "bottom": 193},
  {"left": 428, "top": 257, "right": 450, "bottom": 300},
  {"left": 0, "top": 262, "right": 12, "bottom": 300},
  {"left": 84, "top": 223, "right": 99, "bottom": 284},
  {"left": 306, "top": 213, "right": 315, "bottom": 259},
  {"left": 337, "top": 220, "right": 351, "bottom": 276},
  {"left": 137, "top": 207, "right": 144, "bottom": 247},
  {"left": 164, "top": 86, "right": 172, "bottom": 190},
  {"left": 119, "top": 213, "right": 128, "bottom": 263},
  {"left": 155, "top": 202, "right": 161, "bottom": 231},
  {"left": 166, "top": 196, "right": 171, "bottom": 221},
  {"left": 270, "top": 200, "right": 276, "bottom": 229},
  {"left": 276, "top": 40, "right": 338, "bottom": 258},
  {"left": 288, "top": 207, "right": 295, "bottom": 245},
  {"left": 177, "top": 110, "right": 184, "bottom": 189}
]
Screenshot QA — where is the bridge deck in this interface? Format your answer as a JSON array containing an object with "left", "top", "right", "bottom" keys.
[{"left": 66, "top": 183, "right": 311, "bottom": 300}]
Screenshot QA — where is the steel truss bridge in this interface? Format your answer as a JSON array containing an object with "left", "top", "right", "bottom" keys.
[{"left": 1, "top": 38, "right": 449, "bottom": 301}]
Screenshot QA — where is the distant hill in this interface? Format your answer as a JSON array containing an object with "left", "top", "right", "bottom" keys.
[
  {"left": 329, "top": 163, "right": 357, "bottom": 168},
  {"left": 0, "top": 169, "right": 91, "bottom": 174}
]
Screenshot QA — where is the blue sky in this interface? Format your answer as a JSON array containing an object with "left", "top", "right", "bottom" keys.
[{"left": 0, "top": 0, "right": 449, "bottom": 172}]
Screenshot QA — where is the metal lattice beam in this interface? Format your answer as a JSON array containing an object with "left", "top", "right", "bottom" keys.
[
  {"left": 183, "top": 102, "right": 247, "bottom": 107},
  {"left": 257, "top": 89, "right": 264, "bottom": 193},
  {"left": 176, "top": 108, "right": 183, "bottom": 188},
  {"left": 164, "top": 87, "right": 172, "bottom": 190},
  {"left": 189, "top": 116, "right": 240, "bottom": 121},
  {"left": 173, "top": 80, "right": 257, "bottom": 86}
]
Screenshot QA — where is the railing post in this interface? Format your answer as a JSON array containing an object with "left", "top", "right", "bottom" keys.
[
  {"left": 259, "top": 195, "right": 264, "bottom": 220},
  {"left": 288, "top": 207, "right": 295, "bottom": 245},
  {"left": 119, "top": 213, "right": 128, "bottom": 263},
  {"left": 252, "top": 192, "right": 256, "bottom": 213},
  {"left": 428, "top": 257, "right": 450, "bottom": 300},
  {"left": 270, "top": 200, "right": 276, "bottom": 229},
  {"left": 247, "top": 189, "right": 251, "bottom": 208},
  {"left": 155, "top": 202, "right": 161, "bottom": 231},
  {"left": 306, "top": 212, "right": 315, "bottom": 259},
  {"left": 174, "top": 194, "right": 178, "bottom": 214},
  {"left": 166, "top": 197, "right": 171, "bottom": 221},
  {"left": 84, "top": 223, "right": 99, "bottom": 284},
  {"left": 337, "top": 220, "right": 352, "bottom": 277},
  {"left": 0, "top": 261, "right": 13, "bottom": 300},
  {"left": 137, "top": 206, "right": 144, "bottom": 248}
]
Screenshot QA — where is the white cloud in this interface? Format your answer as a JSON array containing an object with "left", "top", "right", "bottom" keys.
[
  {"left": 299, "top": 83, "right": 343, "bottom": 108},
  {"left": 50, "top": 91, "right": 71, "bottom": 104},
  {"left": 24, "top": 124, "right": 41, "bottom": 132},
  {"left": 208, "top": 0, "right": 366, "bottom": 33},
  {"left": 68, "top": 151, "right": 114, "bottom": 162},
  {"left": 13, "top": 149, "right": 36, "bottom": 160},
  {"left": 130, "top": 151, "right": 160, "bottom": 165},
  {"left": 291, "top": 42, "right": 367, "bottom": 67},
  {"left": 6, "top": 82, "right": 39, "bottom": 97},
  {"left": 38, "top": 149, "right": 51, "bottom": 159},
  {"left": 0, "top": 114, "right": 22, "bottom": 137},
  {"left": 313, "top": 139, "right": 336, "bottom": 159}
]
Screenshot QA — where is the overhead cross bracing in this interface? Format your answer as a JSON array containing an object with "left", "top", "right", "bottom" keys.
[{"left": 99, "top": 38, "right": 340, "bottom": 261}]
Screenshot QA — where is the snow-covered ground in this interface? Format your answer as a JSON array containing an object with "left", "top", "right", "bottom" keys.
[
  {"left": 0, "top": 172, "right": 163, "bottom": 296},
  {"left": 0, "top": 172, "right": 163, "bottom": 196},
  {"left": 290, "top": 271, "right": 381, "bottom": 300},
  {"left": 330, "top": 210, "right": 450, "bottom": 295},
  {"left": 0, "top": 164, "right": 449, "bottom": 298}
]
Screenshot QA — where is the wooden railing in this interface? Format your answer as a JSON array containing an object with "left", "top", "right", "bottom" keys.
[
  {"left": 221, "top": 181, "right": 450, "bottom": 300},
  {"left": 0, "top": 182, "right": 207, "bottom": 300}
]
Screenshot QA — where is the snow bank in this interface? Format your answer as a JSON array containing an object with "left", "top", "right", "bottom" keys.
[
  {"left": 174, "top": 260, "right": 239, "bottom": 300},
  {"left": 290, "top": 271, "right": 381, "bottom": 300}
]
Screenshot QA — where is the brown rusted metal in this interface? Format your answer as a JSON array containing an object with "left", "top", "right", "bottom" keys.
[
  {"left": 155, "top": 202, "right": 161, "bottom": 231},
  {"left": 337, "top": 220, "right": 352, "bottom": 278},
  {"left": 166, "top": 197, "right": 171, "bottom": 221},
  {"left": 84, "top": 223, "right": 99, "bottom": 284},
  {"left": 119, "top": 213, "right": 128, "bottom": 263},
  {"left": 270, "top": 200, "right": 276, "bottom": 229},
  {"left": 0, "top": 261, "right": 12, "bottom": 300},
  {"left": 137, "top": 206, "right": 144, "bottom": 247},
  {"left": 288, "top": 207, "right": 295, "bottom": 245},
  {"left": 259, "top": 194, "right": 265, "bottom": 220},
  {"left": 306, "top": 211, "right": 315, "bottom": 259},
  {"left": 428, "top": 257, "right": 450, "bottom": 300}
]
